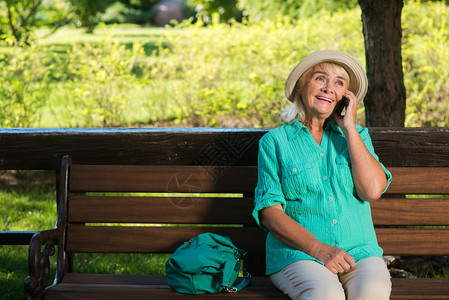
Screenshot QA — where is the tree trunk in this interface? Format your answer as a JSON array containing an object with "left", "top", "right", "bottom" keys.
[{"left": 359, "top": 0, "right": 406, "bottom": 127}]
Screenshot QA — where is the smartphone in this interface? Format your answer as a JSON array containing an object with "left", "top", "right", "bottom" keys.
[{"left": 334, "top": 97, "right": 349, "bottom": 117}]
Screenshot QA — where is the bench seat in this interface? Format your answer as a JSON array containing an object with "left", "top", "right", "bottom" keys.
[{"left": 43, "top": 274, "right": 449, "bottom": 299}]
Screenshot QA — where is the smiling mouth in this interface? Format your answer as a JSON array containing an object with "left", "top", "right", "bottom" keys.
[{"left": 316, "top": 96, "right": 333, "bottom": 103}]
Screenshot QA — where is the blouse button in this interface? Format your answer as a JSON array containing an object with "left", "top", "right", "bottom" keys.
[
  {"left": 332, "top": 219, "right": 338, "bottom": 224},
  {"left": 323, "top": 176, "right": 328, "bottom": 180},
  {"left": 328, "top": 197, "right": 334, "bottom": 202},
  {"left": 319, "top": 153, "right": 325, "bottom": 157},
  {"left": 292, "top": 168, "right": 297, "bottom": 173}
]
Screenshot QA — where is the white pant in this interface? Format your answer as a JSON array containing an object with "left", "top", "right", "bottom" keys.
[{"left": 270, "top": 257, "right": 391, "bottom": 300}]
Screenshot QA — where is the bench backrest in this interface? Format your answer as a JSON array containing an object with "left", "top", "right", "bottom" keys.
[
  {"left": 62, "top": 160, "right": 267, "bottom": 274},
  {"left": 54, "top": 129, "right": 449, "bottom": 277}
]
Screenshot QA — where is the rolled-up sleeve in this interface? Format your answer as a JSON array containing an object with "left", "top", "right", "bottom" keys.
[
  {"left": 252, "top": 135, "right": 286, "bottom": 231},
  {"left": 361, "top": 128, "right": 392, "bottom": 194}
]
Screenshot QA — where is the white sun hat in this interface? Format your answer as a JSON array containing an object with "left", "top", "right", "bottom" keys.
[{"left": 284, "top": 50, "right": 368, "bottom": 103}]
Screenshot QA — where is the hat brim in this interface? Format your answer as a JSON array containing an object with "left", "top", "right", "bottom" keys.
[{"left": 284, "top": 50, "right": 368, "bottom": 103}]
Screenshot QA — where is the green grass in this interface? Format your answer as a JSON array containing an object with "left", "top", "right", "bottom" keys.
[
  {"left": 0, "top": 181, "right": 56, "bottom": 300},
  {"left": 0, "top": 245, "right": 34, "bottom": 300},
  {"left": 0, "top": 188, "right": 56, "bottom": 231},
  {"left": 36, "top": 24, "right": 169, "bottom": 47},
  {"left": 0, "top": 245, "right": 169, "bottom": 300},
  {"left": 0, "top": 186, "right": 170, "bottom": 299}
]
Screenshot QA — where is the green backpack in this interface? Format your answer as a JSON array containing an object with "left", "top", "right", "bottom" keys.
[{"left": 165, "top": 232, "right": 251, "bottom": 294}]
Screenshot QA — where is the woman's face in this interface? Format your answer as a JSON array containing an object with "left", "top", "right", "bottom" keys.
[{"left": 298, "top": 64, "right": 349, "bottom": 119}]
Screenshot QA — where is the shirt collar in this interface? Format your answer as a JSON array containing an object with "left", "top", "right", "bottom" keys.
[
  {"left": 328, "top": 118, "right": 345, "bottom": 136},
  {"left": 285, "top": 119, "right": 308, "bottom": 141},
  {"left": 285, "top": 118, "right": 344, "bottom": 141}
]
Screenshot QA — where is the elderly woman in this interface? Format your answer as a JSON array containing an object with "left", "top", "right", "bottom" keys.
[{"left": 253, "top": 50, "right": 392, "bottom": 300}]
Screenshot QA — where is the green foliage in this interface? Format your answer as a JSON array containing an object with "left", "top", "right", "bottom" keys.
[
  {"left": 0, "top": 1, "right": 448, "bottom": 128},
  {"left": 101, "top": 1, "right": 142, "bottom": 24},
  {"left": 0, "top": 45, "right": 54, "bottom": 127},
  {"left": 0, "top": 0, "right": 71, "bottom": 45},
  {"left": 238, "top": 0, "right": 359, "bottom": 21},
  {"left": 55, "top": 37, "right": 150, "bottom": 127},
  {"left": 152, "top": 9, "right": 365, "bottom": 127},
  {"left": 69, "top": 0, "right": 109, "bottom": 32},
  {"left": 187, "top": 0, "right": 243, "bottom": 23},
  {"left": 100, "top": 1, "right": 159, "bottom": 25},
  {"left": 0, "top": 26, "right": 155, "bottom": 127},
  {"left": 186, "top": 0, "right": 360, "bottom": 24},
  {"left": 402, "top": 0, "right": 449, "bottom": 126},
  {"left": 0, "top": 0, "right": 43, "bottom": 45},
  {"left": 140, "top": 0, "right": 449, "bottom": 127},
  {"left": 129, "top": 0, "right": 159, "bottom": 10}
]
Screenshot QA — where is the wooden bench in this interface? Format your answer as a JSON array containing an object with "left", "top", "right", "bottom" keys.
[{"left": 20, "top": 128, "right": 449, "bottom": 299}]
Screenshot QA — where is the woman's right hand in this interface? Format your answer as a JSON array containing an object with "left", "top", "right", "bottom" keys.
[
  {"left": 313, "top": 243, "right": 355, "bottom": 274},
  {"left": 261, "top": 205, "right": 356, "bottom": 274}
]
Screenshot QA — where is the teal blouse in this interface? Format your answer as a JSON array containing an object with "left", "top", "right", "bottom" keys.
[{"left": 253, "top": 119, "right": 392, "bottom": 275}]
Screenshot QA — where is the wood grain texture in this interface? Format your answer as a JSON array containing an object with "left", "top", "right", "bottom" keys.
[
  {"left": 66, "top": 225, "right": 266, "bottom": 254},
  {"left": 371, "top": 197, "right": 449, "bottom": 225},
  {"left": 69, "top": 195, "right": 449, "bottom": 226},
  {"left": 69, "top": 165, "right": 257, "bottom": 194},
  {"left": 43, "top": 274, "right": 449, "bottom": 300},
  {"left": 68, "top": 195, "right": 256, "bottom": 225},
  {"left": 375, "top": 228, "right": 449, "bottom": 255},
  {"left": 387, "top": 167, "right": 449, "bottom": 194},
  {"left": 65, "top": 224, "right": 449, "bottom": 256},
  {"left": 1, "top": 127, "right": 449, "bottom": 170}
]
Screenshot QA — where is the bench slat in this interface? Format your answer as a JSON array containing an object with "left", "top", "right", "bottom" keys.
[
  {"left": 387, "top": 167, "right": 449, "bottom": 194},
  {"left": 68, "top": 195, "right": 255, "bottom": 225},
  {"left": 69, "top": 196, "right": 449, "bottom": 226},
  {"left": 67, "top": 225, "right": 266, "bottom": 254},
  {"left": 70, "top": 165, "right": 449, "bottom": 195},
  {"left": 43, "top": 274, "right": 449, "bottom": 300},
  {"left": 66, "top": 225, "right": 449, "bottom": 256},
  {"left": 3, "top": 128, "right": 449, "bottom": 170},
  {"left": 70, "top": 166, "right": 449, "bottom": 195},
  {"left": 390, "top": 278, "right": 449, "bottom": 299},
  {"left": 376, "top": 228, "right": 449, "bottom": 256},
  {"left": 45, "top": 275, "right": 286, "bottom": 299},
  {"left": 371, "top": 198, "right": 449, "bottom": 225},
  {"left": 70, "top": 165, "right": 257, "bottom": 194}
]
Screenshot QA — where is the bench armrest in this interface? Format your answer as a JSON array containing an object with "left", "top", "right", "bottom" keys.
[{"left": 24, "top": 227, "right": 63, "bottom": 300}]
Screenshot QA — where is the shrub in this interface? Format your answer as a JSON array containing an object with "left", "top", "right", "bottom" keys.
[
  {"left": 238, "top": 0, "right": 358, "bottom": 21},
  {"left": 56, "top": 39, "right": 149, "bottom": 127},
  {"left": 1, "top": 1, "right": 448, "bottom": 128},
  {"left": 0, "top": 45, "right": 53, "bottom": 127},
  {"left": 402, "top": 1, "right": 449, "bottom": 126},
  {"left": 149, "top": 10, "right": 365, "bottom": 127}
]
